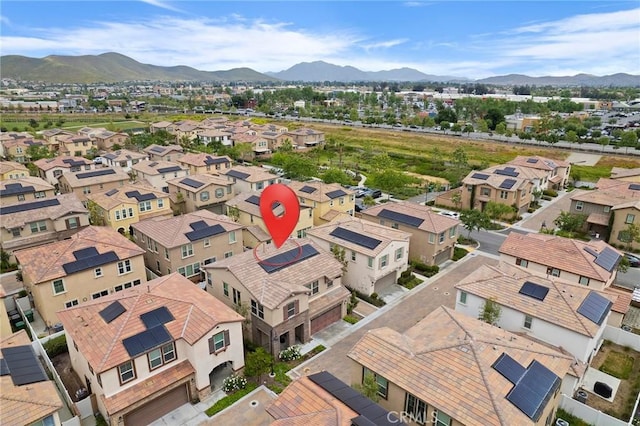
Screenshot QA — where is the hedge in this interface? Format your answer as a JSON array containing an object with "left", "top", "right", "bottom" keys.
[
  {"left": 205, "top": 382, "right": 258, "bottom": 416},
  {"left": 43, "top": 335, "right": 68, "bottom": 358}
]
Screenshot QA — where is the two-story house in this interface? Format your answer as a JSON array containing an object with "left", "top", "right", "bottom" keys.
[
  {"left": 286, "top": 128, "right": 325, "bottom": 148},
  {"left": 1, "top": 193, "right": 89, "bottom": 260},
  {"left": 149, "top": 121, "right": 175, "bottom": 135},
  {"left": 14, "top": 226, "right": 146, "bottom": 327},
  {"left": 499, "top": 232, "right": 622, "bottom": 289},
  {"left": 221, "top": 165, "right": 280, "bottom": 194},
  {"left": 58, "top": 134, "right": 97, "bottom": 157},
  {"left": 455, "top": 262, "right": 617, "bottom": 364},
  {"left": 0, "top": 176, "right": 56, "bottom": 204},
  {"left": 177, "top": 153, "right": 231, "bottom": 176},
  {"left": 0, "top": 161, "right": 29, "bottom": 180},
  {"left": 93, "top": 130, "right": 130, "bottom": 150},
  {"left": 102, "top": 149, "right": 148, "bottom": 172},
  {"left": 131, "top": 160, "right": 189, "bottom": 193},
  {"left": 307, "top": 217, "right": 410, "bottom": 296},
  {"left": 41, "top": 128, "right": 75, "bottom": 151},
  {"left": 348, "top": 306, "right": 575, "bottom": 426},
  {"left": 360, "top": 202, "right": 459, "bottom": 265},
  {"left": 57, "top": 273, "right": 245, "bottom": 425},
  {"left": 196, "top": 128, "right": 232, "bottom": 146},
  {"left": 143, "top": 144, "right": 184, "bottom": 162},
  {"left": 86, "top": 183, "right": 172, "bottom": 234},
  {"left": 610, "top": 167, "right": 640, "bottom": 182},
  {"left": 205, "top": 239, "right": 349, "bottom": 354},
  {"left": 611, "top": 200, "right": 640, "bottom": 251},
  {"left": 506, "top": 155, "right": 571, "bottom": 190},
  {"left": 288, "top": 181, "right": 356, "bottom": 225},
  {"left": 34, "top": 156, "right": 96, "bottom": 186},
  {"left": 259, "top": 131, "right": 291, "bottom": 152},
  {"left": 461, "top": 169, "right": 534, "bottom": 214},
  {"left": 131, "top": 210, "right": 244, "bottom": 284},
  {"left": 1, "top": 137, "right": 48, "bottom": 163},
  {"left": 167, "top": 174, "right": 234, "bottom": 214},
  {"left": 58, "top": 168, "right": 131, "bottom": 204}
]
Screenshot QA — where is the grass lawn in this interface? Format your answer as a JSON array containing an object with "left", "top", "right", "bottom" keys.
[
  {"left": 204, "top": 382, "right": 258, "bottom": 417},
  {"left": 555, "top": 408, "right": 594, "bottom": 426},
  {"left": 599, "top": 351, "right": 635, "bottom": 380}
]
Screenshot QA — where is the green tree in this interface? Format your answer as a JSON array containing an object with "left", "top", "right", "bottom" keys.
[
  {"left": 353, "top": 373, "right": 380, "bottom": 403},
  {"left": 86, "top": 200, "right": 105, "bottom": 226},
  {"left": 451, "top": 190, "right": 462, "bottom": 210},
  {"left": 476, "top": 119, "right": 489, "bottom": 133},
  {"left": 463, "top": 124, "right": 474, "bottom": 136},
  {"left": 597, "top": 136, "right": 610, "bottom": 152},
  {"left": 370, "top": 152, "right": 393, "bottom": 172},
  {"left": 565, "top": 130, "right": 578, "bottom": 143},
  {"left": 620, "top": 223, "right": 640, "bottom": 251},
  {"left": 478, "top": 297, "right": 502, "bottom": 326},
  {"left": 321, "top": 168, "right": 352, "bottom": 185},
  {"left": 451, "top": 123, "right": 462, "bottom": 134},
  {"left": 620, "top": 131, "right": 638, "bottom": 154},
  {"left": 362, "top": 195, "right": 376, "bottom": 207},
  {"left": 460, "top": 209, "right": 491, "bottom": 239},
  {"left": 226, "top": 205, "right": 240, "bottom": 222},
  {"left": 553, "top": 211, "right": 586, "bottom": 233},
  {"left": 244, "top": 347, "right": 273, "bottom": 382},
  {"left": 484, "top": 108, "right": 505, "bottom": 130},
  {"left": 484, "top": 201, "right": 514, "bottom": 222},
  {"left": 28, "top": 118, "right": 39, "bottom": 129},
  {"left": 26, "top": 144, "right": 53, "bottom": 161},
  {"left": 451, "top": 147, "right": 468, "bottom": 169}
]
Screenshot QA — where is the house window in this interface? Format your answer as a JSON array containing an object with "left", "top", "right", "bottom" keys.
[
  {"left": 94, "top": 267, "right": 103, "bottom": 278},
  {"left": 438, "top": 232, "right": 445, "bottom": 244},
  {"left": 516, "top": 258, "right": 529, "bottom": 268},
  {"left": 428, "top": 233, "right": 435, "bottom": 244},
  {"left": 327, "top": 279, "right": 334, "bottom": 288},
  {"left": 404, "top": 392, "right": 427, "bottom": 425},
  {"left": 339, "top": 197, "right": 345, "bottom": 205},
  {"left": 17, "top": 194, "right": 25, "bottom": 201},
  {"left": 65, "top": 299, "right": 79, "bottom": 309},
  {"left": 233, "top": 288, "right": 241, "bottom": 305},
  {"left": 481, "top": 187, "right": 491, "bottom": 197},
  {"left": 52, "top": 279, "right": 65, "bottom": 295},
  {"left": 209, "top": 330, "right": 229, "bottom": 353},
  {"left": 391, "top": 222, "right": 398, "bottom": 229},
  {"left": 91, "top": 289, "right": 109, "bottom": 300},
  {"left": 204, "top": 238, "right": 210, "bottom": 248},
  {"left": 449, "top": 226, "right": 457, "bottom": 238},
  {"left": 626, "top": 214, "right": 636, "bottom": 224},
  {"left": 379, "top": 254, "right": 388, "bottom": 269},
  {"left": 434, "top": 410, "right": 452, "bottom": 426},
  {"left": 66, "top": 217, "right": 79, "bottom": 229},
  {"left": 200, "top": 191, "right": 210, "bottom": 201},
  {"left": 83, "top": 187, "right": 91, "bottom": 195},
  {"left": 148, "top": 342, "right": 176, "bottom": 370},
  {"left": 117, "top": 260, "right": 132, "bottom": 274},
  {"left": 164, "top": 248, "right": 170, "bottom": 260},
  {"left": 363, "top": 367, "right": 388, "bottom": 399},
  {"left": 30, "top": 221, "right": 47, "bottom": 233},
  {"left": 500, "top": 190, "right": 508, "bottom": 199},
  {"left": 367, "top": 257, "right": 373, "bottom": 268},
  {"left": 118, "top": 361, "right": 135, "bottom": 384},
  {"left": 139, "top": 201, "right": 151, "bottom": 212},
  {"left": 459, "top": 291, "right": 467, "bottom": 304},
  {"left": 524, "top": 315, "right": 533, "bottom": 329},
  {"left": 285, "top": 301, "right": 296, "bottom": 319},
  {"left": 351, "top": 251, "right": 356, "bottom": 261},
  {"left": 223, "top": 282, "right": 229, "bottom": 297},
  {"left": 229, "top": 231, "right": 236, "bottom": 243},
  {"left": 115, "top": 210, "right": 121, "bottom": 221},
  {"left": 575, "top": 201, "right": 584, "bottom": 211},
  {"left": 256, "top": 182, "right": 264, "bottom": 190},
  {"left": 157, "top": 199, "right": 164, "bottom": 208},
  {"left": 215, "top": 188, "right": 224, "bottom": 198},
  {"left": 224, "top": 251, "right": 233, "bottom": 259},
  {"left": 579, "top": 276, "right": 590, "bottom": 286},
  {"left": 251, "top": 300, "right": 265, "bottom": 319},
  {"left": 603, "top": 205, "right": 610, "bottom": 213},
  {"left": 306, "top": 280, "right": 319, "bottom": 295},
  {"left": 203, "top": 257, "right": 216, "bottom": 265},
  {"left": 11, "top": 228, "right": 20, "bottom": 237},
  {"left": 181, "top": 243, "right": 194, "bottom": 258},
  {"left": 395, "top": 247, "right": 404, "bottom": 261},
  {"left": 546, "top": 267, "right": 560, "bottom": 277}
]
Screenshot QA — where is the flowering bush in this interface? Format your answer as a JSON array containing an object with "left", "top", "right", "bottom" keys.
[
  {"left": 222, "top": 374, "right": 247, "bottom": 393},
  {"left": 278, "top": 345, "right": 302, "bottom": 362}
]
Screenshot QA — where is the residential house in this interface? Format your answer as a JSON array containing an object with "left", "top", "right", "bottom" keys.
[
  {"left": 348, "top": 306, "right": 575, "bottom": 426},
  {"left": 0, "top": 330, "right": 65, "bottom": 426},
  {"left": 499, "top": 232, "right": 622, "bottom": 290},
  {"left": 131, "top": 210, "right": 244, "bottom": 283},
  {"left": 57, "top": 273, "right": 245, "bottom": 425},
  {"left": 34, "top": 156, "right": 96, "bottom": 185},
  {"left": 455, "top": 262, "right": 617, "bottom": 364},
  {"left": 58, "top": 134, "right": 97, "bottom": 157},
  {"left": 610, "top": 167, "right": 640, "bottom": 182},
  {"left": 611, "top": 200, "right": 640, "bottom": 251},
  {"left": 307, "top": 217, "right": 410, "bottom": 296},
  {"left": 58, "top": 168, "right": 131, "bottom": 204},
  {"left": 196, "top": 128, "right": 232, "bottom": 146},
  {"left": 41, "top": 128, "right": 75, "bottom": 151},
  {"left": 1, "top": 137, "right": 48, "bottom": 163},
  {"left": 258, "top": 130, "right": 291, "bottom": 152},
  {"left": 131, "top": 160, "right": 189, "bottom": 193},
  {"left": 143, "top": 144, "right": 184, "bottom": 162},
  {"left": 204, "top": 239, "right": 349, "bottom": 355},
  {"left": 149, "top": 120, "right": 176, "bottom": 135},
  {"left": 102, "top": 149, "right": 148, "bottom": 172},
  {"left": 1, "top": 193, "right": 90, "bottom": 260},
  {"left": 360, "top": 201, "right": 459, "bottom": 265},
  {"left": 86, "top": 183, "right": 172, "bottom": 234},
  {"left": 286, "top": 128, "right": 325, "bottom": 148},
  {"left": 14, "top": 226, "right": 146, "bottom": 327},
  {"left": 507, "top": 155, "right": 571, "bottom": 189},
  {"left": 167, "top": 174, "right": 234, "bottom": 214},
  {"left": 93, "top": 130, "right": 130, "bottom": 150},
  {"left": 0, "top": 161, "right": 28, "bottom": 180},
  {"left": 225, "top": 191, "right": 314, "bottom": 241},
  {"left": 483, "top": 163, "right": 550, "bottom": 192},
  {"left": 177, "top": 153, "right": 231, "bottom": 176},
  {"left": 288, "top": 181, "right": 356, "bottom": 225},
  {"left": 221, "top": 165, "right": 280, "bottom": 194},
  {"left": 173, "top": 121, "right": 200, "bottom": 143},
  {"left": 0, "top": 176, "right": 55, "bottom": 204}
]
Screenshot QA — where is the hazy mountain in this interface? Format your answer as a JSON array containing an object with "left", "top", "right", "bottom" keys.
[
  {"left": 0, "top": 52, "right": 280, "bottom": 83},
  {"left": 476, "top": 73, "right": 640, "bottom": 87}
]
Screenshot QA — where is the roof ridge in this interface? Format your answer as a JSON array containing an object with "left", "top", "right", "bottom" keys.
[
  {"left": 550, "top": 279, "right": 594, "bottom": 337},
  {"left": 32, "top": 239, "right": 75, "bottom": 283},
  {"left": 0, "top": 393, "right": 62, "bottom": 408},
  {"left": 466, "top": 334, "right": 507, "bottom": 426},
  {"left": 181, "top": 305, "right": 194, "bottom": 339}
]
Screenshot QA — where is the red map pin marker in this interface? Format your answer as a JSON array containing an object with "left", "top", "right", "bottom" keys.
[{"left": 260, "top": 184, "right": 300, "bottom": 248}]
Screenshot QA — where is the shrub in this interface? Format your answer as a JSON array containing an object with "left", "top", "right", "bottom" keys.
[
  {"left": 543, "top": 189, "right": 558, "bottom": 197},
  {"left": 43, "top": 335, "right": 68, "bottom": 358},
  {"left": 370, "top": 292, "right": 379, "bottom": 300},
  {"left": 452, "top": 247, "right": 469, "bottom": 261},
  {"left": 344, "top": 315, "right": 359, "bottom": 324},
  {"left": 347, "top": 288, "right": 386, "bottom": 307},
  {"left": 205, "top": 382, "right": 258, "bottom": 416},
  {"left": 410, "top": 261, "right": 440, "bottom": 277},
  {"left": 278, "top": 345, "right": 302, "bottom": 362},
  {"left": 310, "top": 345, "right": 326, "bottom": 355},
  {"left": 222, "top": 374, "right": 247, "bottom": 393},
  {"left": 243, "top": 339, "right": 260, "bottom": 353}
]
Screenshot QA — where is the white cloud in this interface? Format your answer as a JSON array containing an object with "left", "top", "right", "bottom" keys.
[
  {"left": 361, "top": 39, "right": 408, "bottom": 50},
  {"left": 139, "top": 0, "right": 184, "bottom": 13},
  {"left": 0, "top": 15, "right": 11, "bottom": 26}
]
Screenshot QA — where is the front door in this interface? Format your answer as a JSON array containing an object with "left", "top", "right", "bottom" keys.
[{"left": 279, "top": 331, "right": 289, "bottom": 351}]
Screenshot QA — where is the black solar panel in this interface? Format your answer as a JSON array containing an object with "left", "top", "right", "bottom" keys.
[
  {"left": 594, "top": 247, "right": 621, "bottom": 272},
  {"left": 0, "top": 359, "right": 9, "bottom": 376},
  {"left": 259, "top": 244, "right": 319, "bottom": 273},
  {"left": 189, "top": 220, "right": 209, "bottom": 230},
  {"left": 125, "top": 190, "right": 157, "bottom": 202},
  {"left": 246, "top": 195, "right": 261, "bottom": 205},
  {"left": 583, "top": 246, "right": 599, "bottom": 258},
  {"left": 185, "top": 224, "right": 226, "bottom": 241},
  {"left": 496, "top": 168, "right": 519, "bottom": 177},
  {"left": 204, "top": 156, "right": 228, "bottom": 165},
  {"left": 492, "top": 352, "right": 526, "bottom": 384},
  {"left": 148, "top": 162, "right": 158, "bottom": 167},
  {"left": 76, "top": 169, "right": 116, "bottom": 179},
  {"left": 1, "top": 345, "right": 48, "bottom": 386},
  {"left": 329, "top": 227, "right": 382, "bottom": 250},
  {"left": 351, "top": 416, "right": 378, "bottom": 426},
  {"left": 0, "top": 198, "right": 60, "bottom": 215},
  {"left": 507, "top": 360, "right": 560, "bottom": 421},
  {"left": 629, "top": 184, "right": 640, "bottom": 191},
  {"left": 471, "top": 173, "right": 489, "bottom": 180},
  {"left": 122, "top": 325, "right": 173, "bottom": 357},
  {"left": 99, "top": 301, "right": 126, "bottom": 324},
  {"left": 62, "top": 251, "right": 119, "bottom": 274},
  {"left": 62, "top": 159, "right": 86, "bottom": 166},
  {"left": 526, "top": 158, "right": 538, "bottom": 163},
  {"left": 519, "top": 281, "right": 549, "bottom": 301},
  {"left": 105, "top": 189, "right": 119, "bottom": 196},
  {"left": 326, "top": 189, "right": 348, "bottom": 199},
  {"left": 227, "top": 170, "right": 250, "bottom": 180},
  {"left": 0, "top": 183, "right": 36, "bottom": 196},
  {"left": 150, "top": 146, "right": 165, "bottom": 153},
  {"left": 140, "top": 306, "right": 175, "bottom": 329},
  {"left": 577, "top": 291, "right": 613, "bottom": 325},
  {"left": 499, "top": 178, "right": 517, "bottom": 189},
  {"left": 378, "top": 209, "right": 424, "bottom": 227},
  {"left": 73, "top": 247, "right": 99, "bottom": 259},
  {"left": 180, "top": 178, "right": 204, "bottom": 188},
  {"left": 157, "top": 166, "right": 182, "bottom": 173},
  {"left": 300, "top": 185, "right": 317, "bottom": 194}
]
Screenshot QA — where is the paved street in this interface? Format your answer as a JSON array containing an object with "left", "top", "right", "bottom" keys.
[
  {"left": 518, "top": 190, "right": 574, "bottom": 232},
  {"left": 615, "top": 267, "right": 640, "bottom": 290},
  {"left": 290, "top": 254, "right": 499, "bottom": 383}
]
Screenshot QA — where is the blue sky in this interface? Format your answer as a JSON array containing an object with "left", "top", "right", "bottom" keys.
[{"left": 1, "top": 1, "right": 639, "bottom": 79}]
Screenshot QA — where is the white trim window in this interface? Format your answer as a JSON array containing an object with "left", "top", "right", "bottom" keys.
[
  {"left": 395, "top": 247, "right": 404, "bottom": 261},
  {"left": 94, "top": 267, "right": 103, "bottom": 278},
  {"left": 118, "top": 361, "right": 135, "bottom": 383},
  {"left": 575, "top": 201, "right": 584, "bottom": 211},
  {"left": 524, "top": 314, "right": 533, "bottom": 329},
  {"left": 181, "top": 243, "right": 194, "bottom": 258},
  {"left": 379, "top": 254, "right": 388, "bottom": 269},
  {"left": 117, "top": 260, "right": 132, "bottom": 275},
  {"left": 229, "top": 231, "right": 236, "bottom": 244},
  {"left": 139, "top": 201, "right": 152, "bottom": 212},
  {"left": 52, "top": 279, "right": 65, "bottom": 295},
  {"left": 91, "top": 289, "right": 109, "bottom": 300},
  {"left": 64, "top": 299, "right": 79, "bottom": 309}
]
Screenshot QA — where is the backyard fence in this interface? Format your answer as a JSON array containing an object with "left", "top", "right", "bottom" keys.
[
  {"left": 559, "top": 394, "right": 628, "bottom": 426},
  {"left": 604, "top": 326, "right": 640, "bottom": 352}
]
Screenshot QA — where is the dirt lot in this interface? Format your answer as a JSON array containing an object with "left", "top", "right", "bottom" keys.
[{"left": 52, "top": 352, "right": 87, "bottom": 402}]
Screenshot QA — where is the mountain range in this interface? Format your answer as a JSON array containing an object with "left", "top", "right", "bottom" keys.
[{"left": 1, "top": 52, "right": 639, "bottom": 87}]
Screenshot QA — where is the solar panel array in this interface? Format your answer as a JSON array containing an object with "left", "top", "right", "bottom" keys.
[
  {"left": 492, "top": 353, "right": 526, "bottom": 384},
  {"left": 157, "top": 166, "right": 182, "bottom": 173},
  {"left": 62, "top": 159, "right": 86, "bottom": 167},
  {"left": 506, "top": 360, "right": 561, "bottom": 421},
  {"left": 226, "top": 170, "right": 250, "bottom": 180},
  {"left": 1, "top": 345, "right": 48, "bottom": 386},
  {"left": 204, "top": 156, "right": 228, "bottom": 165},
  {"left": 76, "top": 169, "right": 116, "bottom": 179},
  {"left": 99, "top": 301, "right": 127, "bottom": 324},
  {"left": 62, "top": 251, "right": 119, "bottom": 274},
  {"left": 495, "top": 167, "right": 520, "bottom": 177},
  {"left": 526, "top": 158, "right": 538, "bottom": 163},
  {"left": 246, "top": 195, "right": 261, "bottom": 205},
  {"left": 150, "top": 146, "right": 165, "bottom": 153},
  {"left": 329, "top": 227, "right": 382, "bottom": 250},
  {"left": 180, "top": 178, "right": 204, "bottom": 189},
  {"left": 122, "top": 325, "right": 172, "bottom": 357},
  {"left": 471, "top": 173, "right": 489, "bottom": 180},
  {"left": 140, "top": 306, "right": 175, "bottom": 329},
  {"left": 577, "top": 291, "right": 613, "bottom": 325},
  {"left": 594, "top": 247, "right": 621, "bottom": 272},
  {"left": 259, "top": 244, "right": 319, "bottom": 273},
  {"left": 308, "top": 371, "right": 405, "bottom": 426},
  {"left": 377, "top": 209, "right": 424, "bottom": 227},
  {"left": 519, "top": 281, "right": 549, "bottom": 301},
  {"left": 499, "top": 179, "right": 517, "bottom": 189},
  {"left": 0, "top": 198, "right": 60, "bottom": 215},
  {"left": 0, "top": 359, "right": 9, "bottom": 376},
  {"left": 185, "top": 224, "right": 226, "bottom": 241},
  {"left": 326, "top": 189, "right": 348, "bottom": 199},
  {"left": 189, "top": 220, "right": 208, "bottom": 230},
  {"left": 583, "top": 246, "right": 599, "bottom": 258},
  {"left": 629, "top": 183, "right": 640, "bottom": 191},
  {"left": 0, "top": 183, "right": 36, "bottom": 196},
  {"left": 300, "top": 185, "right": 317, "bottom": 194},
  {"left": 73, "top": 247, "right": 99, "bottom": 259},
  {"left": 125, "top": 190, "right": 157, "bottom": 202},
  {"left": 105, "top": 189, "right": 119, "bottom": 196}
]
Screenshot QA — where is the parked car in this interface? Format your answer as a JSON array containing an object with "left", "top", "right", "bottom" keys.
[
  {"left": 438, "top": 210, "right": 461, "bottom": 220},
  {"left": 624, "top": 253, "right": 640, "bottom": 267}
]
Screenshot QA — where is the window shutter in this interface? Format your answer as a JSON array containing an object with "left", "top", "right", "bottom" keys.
[
  {"left": 294, "top": 300, "right": 299, "bottom": 315},
  {"left": 208, "top": 336, "right": 214, "bottom": 354},
  {"left": 65, "top": 218, "right": 70, "bottom": 229},
  {"left": 283, "top": 305, "right": 287, "bottom": 319},
  {"left": 223, "top": 330, "right": 230, "bottom": 348}
]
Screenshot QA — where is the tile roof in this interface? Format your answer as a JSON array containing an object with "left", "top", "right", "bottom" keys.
[
  {"left": 57, "top": 273, "right": 244, "bottom": 373},
  {"left": 177, "top": 153, "right": 231, "bottom": 168},
  {"left": 456, "top": 262, "right": 616, "bottom": 337},
  {"left": 226, "top": 191, "right": 312, "bottom": 218},
  {"left": 59, "top": 167, "right": 130, "bottom": 187},
  {"left": 0, "top": 176, "right": 54, "bottom": 194},
  {"left": 507, "top": 155, "right": 570, "bottom": 170},
  {"left": 205, "top": 239, "right": 343, "bottom": 309},
  {"left": 14, "top": 226, "right": 145, "bottom": 283},
  {"left": 499, "top": 232, "right": 620, "bottom": 282},
  {"left": 143, "top": 144, "right": 183, "bottom": 155},
  {"left": 361, "top": 201, "right": 459, "bottom": 233},
  {"left": 33, "top": 156, "right": 93, "bottom": 171},
  {"left": 132, "top": 160, "right": 186, "bottom": 175},
  {"left": 288, "top": 181, "right": 355, "bottom": 203},
  {"left": 132, "top": 210, "right": 243, "bottom": 248},
  {"left": 347, "top": 306, "right": 573, "bottom": 426},
  {"left": 245, "top": 225, "right": 271, "bottom": 243},
  {"left": 462, "top": 170, "right": 530, "bottom": 191},
  {"left": 0, "top": 330, "right": 64, "bottom": 425},
  {"left": 484, "top": 164, "right": 549, "bottom": 180},
  {"left": 1, "top": 193, "right": 87, "bottom": 229},
  {"left": 611, "top": 167, "right": 640, "bottom": 180},
  {"left": 167, "top": 173, "right": 231, "bottom": 191},
  {"left": 102, "top": 149, "right": 147, "bottom": 162},
  {"left": 222, "top": 165, "right": 276, "bottom": 183},
  {"left": 0, "top": 161, "right": 29, "bottom": 175},
  {"left": 571, "top": 179, "right": 640, "bottom": 207},
  {"left": 86, "top": 182, "right": 168, "bottom": 210}
]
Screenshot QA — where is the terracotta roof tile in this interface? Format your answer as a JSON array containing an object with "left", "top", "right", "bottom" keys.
[
  {"left": 1, "top": 193, "right": 87, "bottom": 229},
  {"left": 33, "top": 156, "right": 92, "bottom": 171},
  {"left": 361, "top": 201, "right": 459, "bottom": 233},
  {"left": 288, "top": 181, "right": 355, "bottom": 203},
  {"left": 86, "top": 182, "right": 169, "bottom": 210}
]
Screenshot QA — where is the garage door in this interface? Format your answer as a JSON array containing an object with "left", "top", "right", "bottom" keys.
[
  {"left": 311, "top": 304, "right": 342, "bottom": 335},
  {"left": 434, "top": 247, "right": 452, "bottom": 265},
  {"left": 124, "top": 384, "right": 189, "bottom": 426}
]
